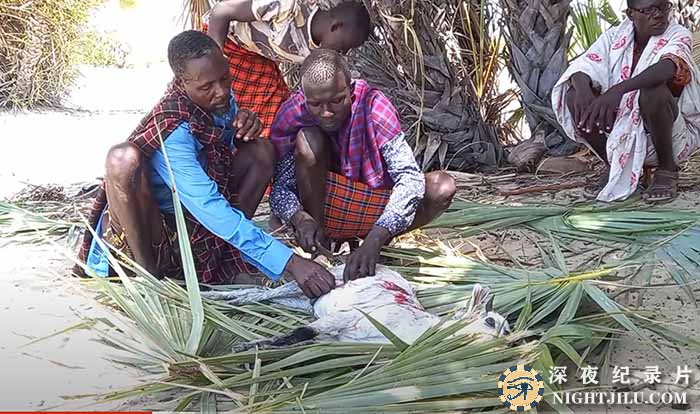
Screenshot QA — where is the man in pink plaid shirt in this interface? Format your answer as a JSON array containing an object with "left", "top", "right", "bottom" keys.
[{"left": 270, "top": 49, "right": 457, "bottom": 282}]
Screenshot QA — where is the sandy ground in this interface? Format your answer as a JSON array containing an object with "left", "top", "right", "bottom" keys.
[
  {"left": 1, "top": 63, "right": 700, "bottom": 411},
  {"left": 0, "top": 65, "right": 171, "bottom": 410}
]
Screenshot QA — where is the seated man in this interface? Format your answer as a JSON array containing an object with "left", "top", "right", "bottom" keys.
[
  {"left": 205, "top": 0, "right": 372, "bottom": 137},
  {"left": 270, "top": 49, "right": 457, "bottom": 282},
  {"left": 78, "top": 31, "right": 334, "bottom": 298},
  {"left": 552, "top": 0, "right": 700, "bottom": 203}
]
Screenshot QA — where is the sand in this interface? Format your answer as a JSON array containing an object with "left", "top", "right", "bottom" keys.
[{"left": 0, "top": 64, "right": 171, "bottom": 410}]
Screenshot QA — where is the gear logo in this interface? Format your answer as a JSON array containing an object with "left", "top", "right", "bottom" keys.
[{"left": 498, "top": 365, "right": 545, "bottom": 411}]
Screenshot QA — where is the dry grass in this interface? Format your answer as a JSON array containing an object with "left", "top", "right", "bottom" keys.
[
  {"left": 0, "top": 0, "right": 104, "bottom": 109},
  {"left": 679, "top": 151, "right": 700, "bottom": 189}
]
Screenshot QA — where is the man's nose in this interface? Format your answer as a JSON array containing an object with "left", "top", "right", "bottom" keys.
[
  {"left": 214, "top": 83, "right": 228, "bottom": 100},
  {"left": 321, "top": 106, "right": 334, "bottom": 118}
]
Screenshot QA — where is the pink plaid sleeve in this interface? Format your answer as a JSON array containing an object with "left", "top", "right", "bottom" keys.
[
  {"left": 368, "top": 90, "right": 403, "bottom": 148},
  {"left": 270, "top": 91, "right": 310, "bottom": 159}
]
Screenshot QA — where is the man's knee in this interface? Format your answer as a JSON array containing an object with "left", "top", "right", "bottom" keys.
[
  {"left": 105, "top": 143, "right": 144, "bottom": 184},
  {"left": 639, "top": 84, "right": 675, "bottom": 119},
  {"left": 425, "top": 171, "right": 456, "bottom": 205},
  {"left": 295, "top": 127, "right": 328, "bottom": 167}
]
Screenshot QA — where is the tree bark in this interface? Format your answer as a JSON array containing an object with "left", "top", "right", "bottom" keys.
[
  {"left": 673, "top": 0, "right": 700, "bottom": 31},
  {"left": 500, "top": 0, "right": 573, "bottom": 152}
]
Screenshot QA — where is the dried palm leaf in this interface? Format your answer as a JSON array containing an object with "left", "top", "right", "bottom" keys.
[
  {"left": 349, "top": 0, "right": 512, "bottom": 171},
  {"left": 679, "top": 151, "right": 700, "bottom": 189},
  {"left": 180, "top": 0, "right": 213, "bottom": 30},
  {"left": 674, "top": 0, "right": 700, "bottom": 31}
]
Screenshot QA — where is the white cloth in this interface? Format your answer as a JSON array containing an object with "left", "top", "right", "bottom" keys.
[{"left": 552, "top": 19, "right": 700, "bottom": 202}]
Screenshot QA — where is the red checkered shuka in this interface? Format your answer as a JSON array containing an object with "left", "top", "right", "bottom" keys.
[
  {"left": 203, "top": 24, "right": 290, "bottom": 139},
  {"left": 323, "top": 172, "right": 391, "bottom": 240},
  {"left": 79, "top": 83, "right": 253, "bottom": 284}
]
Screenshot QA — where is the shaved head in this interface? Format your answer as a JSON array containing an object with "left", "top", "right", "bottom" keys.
[
  {"left": 300, "top": 49, "right": 351, "bottom": 92},
  {"left": 300, "top": 49, "right": 353, "bottom": 133}
]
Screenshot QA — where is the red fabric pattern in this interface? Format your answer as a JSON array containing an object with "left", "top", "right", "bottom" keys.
[
  {"left": 323, "top": 172, "right": 391, "bottom": 240},
  {"left": 219, "top": 32, "right": 290, "bottom": 138}
]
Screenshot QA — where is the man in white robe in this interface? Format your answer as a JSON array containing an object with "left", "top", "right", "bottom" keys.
[{"left": 552, "top": 0, "right": 700, "bottom": 202}]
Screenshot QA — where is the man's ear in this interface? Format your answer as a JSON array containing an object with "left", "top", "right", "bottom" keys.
[
  {"left": 625, "top": 9, "right": 632, "bottom": 19},
  {"left": 484, "top": 294, "right": 494, "bottom": 314}
]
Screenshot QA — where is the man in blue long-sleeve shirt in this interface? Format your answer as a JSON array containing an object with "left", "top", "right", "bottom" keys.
[{"left": 82, "top": 31, "right": 334, "bottom": 298}]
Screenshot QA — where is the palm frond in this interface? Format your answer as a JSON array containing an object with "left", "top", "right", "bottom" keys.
[
  {"left": 179, "top": 0, "right": 213, "bottom": 30},
  {"left": 0, "top": 201, "right": 83, "bottom": 248},
  {"left": 7, "top": 190, "right": 699, "bottom": 411},
  {"left": 78, "top": 229, "right": 699, "bottom": 412},
  {"left": 426, "top": 200, "right": 700, "bottom": 301},
  {"left": 569, "top": 0, "right": 621, "bottom": 58}
]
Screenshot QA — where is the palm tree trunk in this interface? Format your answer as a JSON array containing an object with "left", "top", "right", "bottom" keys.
[
  {"left": 500, "top": 0, "right": 574, "bottom": 157},
  {"left": 353, "top": 0, "right": 504, "bottom": 171},
  {"left": 674, "top": 0, "right": 700, "bottom": 31}
]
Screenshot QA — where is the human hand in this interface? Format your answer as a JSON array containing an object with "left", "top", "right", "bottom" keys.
[
  {"left": 284, "top": 255, "right": 335, "bottom": 298},
  {"left": 233, "top": 109, "right": 262, "bottom": 142},
  {"left": 342, "top": 239, "right": 382, "bottom": 283},
  {"left": 572, "top": 86, "right": 597, "bottom": 131},
  {"left": 291, "top": 211, "right": 329, "bottom": 257},
  {"left": 580, "top": 89, "right": 623, "bottom": 135}
]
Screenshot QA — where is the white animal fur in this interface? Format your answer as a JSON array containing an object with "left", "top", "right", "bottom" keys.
[
  {"left": 203, "top": 264, "right": 510, "bottom": 347},
  {"left": 309, "top": 265, "right": 510, "bottom": 344}
]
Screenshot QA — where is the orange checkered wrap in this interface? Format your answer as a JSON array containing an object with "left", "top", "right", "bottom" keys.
[
  {"left": 222, "top": 38, "right": 290, "bottom": 138},
  {"left": 323, "top": 172, "right": 391, "bottom": 240}
]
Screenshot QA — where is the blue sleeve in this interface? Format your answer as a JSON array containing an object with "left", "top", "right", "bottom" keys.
[{"left": 151, "top": 124, "right": 293, "bottom": 281}]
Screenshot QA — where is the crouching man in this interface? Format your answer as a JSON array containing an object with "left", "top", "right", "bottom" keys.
[
  {"left": 552, "top": 0, "right": 700, "bottom": 203},
  {"left": 78, "top": 31, "right": 334, "bottom": 298},
  {"left": 270, "top": 49, "right": 457, "bottom": 282}
]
